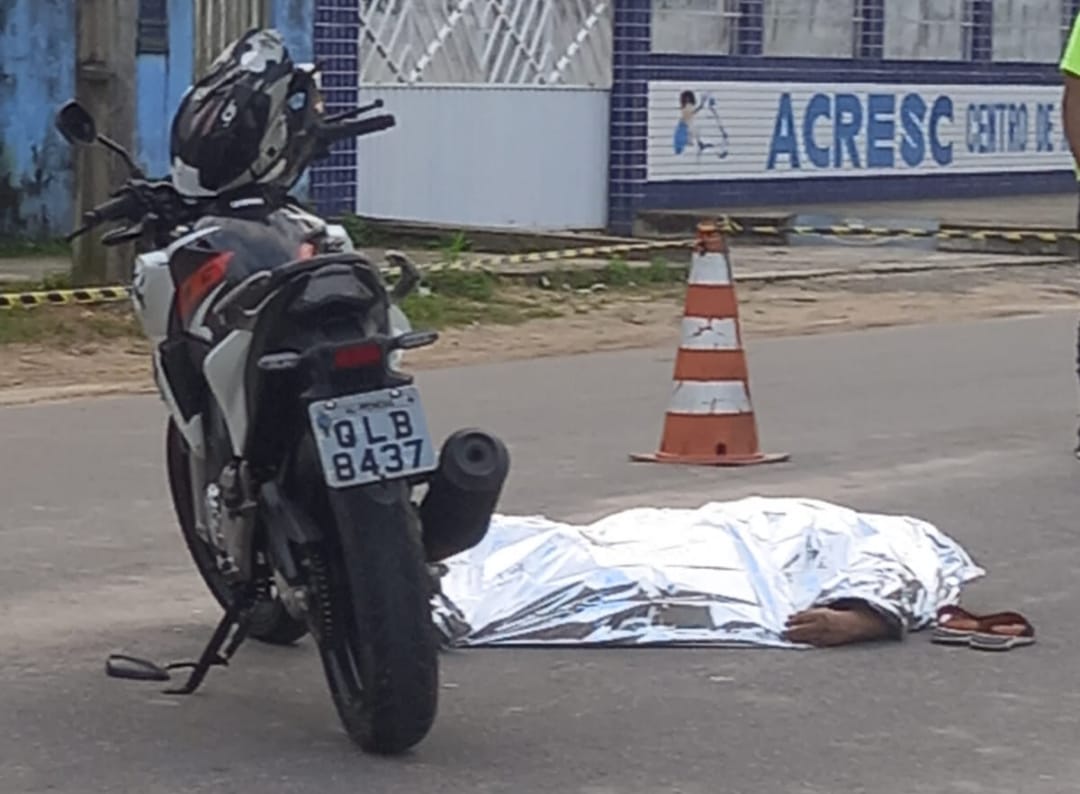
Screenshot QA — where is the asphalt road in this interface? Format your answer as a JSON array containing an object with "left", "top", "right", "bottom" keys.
[{"left": 3, "top": 311, "right": 1080, "bottom": 794}]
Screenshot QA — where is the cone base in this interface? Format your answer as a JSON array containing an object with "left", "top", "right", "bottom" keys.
[{"left": 630, "top": 450, "right": 790, "bottom": 467}]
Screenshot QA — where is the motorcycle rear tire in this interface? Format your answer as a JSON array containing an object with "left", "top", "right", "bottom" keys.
[{"left": 165, "top": 418, "right": 309, "bottom": 646}]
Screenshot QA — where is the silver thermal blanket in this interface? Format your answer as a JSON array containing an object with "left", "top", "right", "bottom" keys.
[{"left": 431, "top": 497, "right": 984, "bottom": 648}]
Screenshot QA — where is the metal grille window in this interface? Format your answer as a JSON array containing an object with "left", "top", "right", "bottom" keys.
[
  {"left": 960, "top": 0, "right": 992, "bottom": 60},
  {"left": 884, "top": 0, "right": 966, "bottom": 60},
  {"left": 762, "top": 0, "right": 856, "bottom": 58},
  {"left": 854, "top": 0, "right": 885, "bottom": 59},
  {"left": 137, "top": 0, "right": 168, "bottom": 55},
  {"left": 651, "top": 0, "right": 738, "bottom": 55},
  {"left": 992, "top": 0, "right": 1064, "bottom": 62}
]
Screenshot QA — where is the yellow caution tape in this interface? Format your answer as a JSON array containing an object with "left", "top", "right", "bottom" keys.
[
  {"left": 3, "top": 223, "right": 1073, "bottom": 310},
  {"left": 0, "top": 286, "right": 132, "bottom": 310},
  {"left": 407, "top": 239, "right": 693, "bottom": 274},
  {"left": 719, "top": 218, "right": 1080, "bottom": 243},
  {"left": 0, "top": 240, "right": 693, "bottom": 310}
]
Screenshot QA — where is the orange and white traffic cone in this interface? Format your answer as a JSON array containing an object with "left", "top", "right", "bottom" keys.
[{"left": 631, "top": 221, "right": 789, "bottom": 467}]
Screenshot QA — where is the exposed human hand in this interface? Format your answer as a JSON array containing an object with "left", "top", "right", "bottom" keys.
[{"left": 783, "top": 606, "right": 889, "bottom": 647}]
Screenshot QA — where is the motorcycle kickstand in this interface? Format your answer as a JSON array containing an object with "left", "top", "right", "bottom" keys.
[
  {"left": 105, "top": 598, "right": 254, "bottom": 696},
  {"left": 164, "top": 600, "right": 253, "bottom": 695}
]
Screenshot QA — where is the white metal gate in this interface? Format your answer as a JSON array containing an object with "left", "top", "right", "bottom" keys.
[
  {"left": 356, "top": 0, "right": 612, "bottom": 86},
  {"left": 194, "top": 0, "right": 270, "bottom": 76}
]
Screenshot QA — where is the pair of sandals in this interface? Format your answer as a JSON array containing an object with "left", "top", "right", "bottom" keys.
[{"left": 931, "top": 605, "right": 1036, "bottom": 651}]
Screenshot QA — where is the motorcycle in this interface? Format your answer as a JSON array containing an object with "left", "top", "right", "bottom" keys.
[{"left": 52, "top": 74, "right": 510, "bottom": 755}]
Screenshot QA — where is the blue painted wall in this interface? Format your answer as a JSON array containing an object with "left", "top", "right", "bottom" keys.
[
  {"left": 0, "top": 0, "right": 76, "bottom": 237},
  {"left": 0, "top": 0, "right": 318, "bottom": 237},
  {"left": 135, "top": 0, "right": 195, "bottom": 178},
  {"left": 135, "top": 55, "right": 170, "bottom": 178}
]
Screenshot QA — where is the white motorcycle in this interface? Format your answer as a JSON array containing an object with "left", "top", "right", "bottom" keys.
[{"left": 53, "top": 87, "right": 510, "bottom": 756}]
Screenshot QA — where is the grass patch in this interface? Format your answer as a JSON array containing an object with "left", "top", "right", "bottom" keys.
[
  {"left": 604, "top": 256, "right": 635, "bottom": 286},
  {"left": 0, "top": 303, "right": 141, "bottom": 346},
  {"left": 2, "top": 272, "right": 75, "bottom": 294},
  {"left": 338, "top": 214, "right": 398, "bottom": 248},
  {"left": 0, "top": 237, "right": 71, "bottom": 259},
  {"left": 432, "top": 230, "right": 472, "bottom": 264},
  {"left": 543, "top": 257, "right": 686, "bottom": 291},
  {"left": 401, "top": 270, "right": 563, "bottom": 328},
  {"left": 423, "top": 269, "right": 495, "bottom": 301},
  {"left": 641, "top": 256, "right": 685, "bottom": 284},
  {"left": 0, "top": 284, "right": 551, "bottom": 347},
  {"left": 401, "top": 293, "right": 493, "bottom": 328},
  {"left": 0, "top": 265, "right": 682, "bottom": 349}
]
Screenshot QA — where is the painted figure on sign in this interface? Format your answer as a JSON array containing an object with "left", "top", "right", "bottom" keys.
[{"left": 673, "top": 90, "right": 729, "bottom": 161}]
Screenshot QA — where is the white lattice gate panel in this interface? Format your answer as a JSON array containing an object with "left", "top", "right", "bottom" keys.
[{"left": 356, "top": 0, "right": 612, "bottom": 86}]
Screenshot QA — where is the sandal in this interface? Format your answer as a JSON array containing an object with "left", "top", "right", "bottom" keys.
[
  {"left": 968, "top": 611, "right": 1036, "bottom": 652},
  {"left": 931, "top": 605, "right": 984, "bottom": 645}
]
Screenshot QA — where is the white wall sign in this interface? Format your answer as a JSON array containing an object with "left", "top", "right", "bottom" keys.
[{"left": 647, "top": 80, "right": 1073, "bottom": 182}]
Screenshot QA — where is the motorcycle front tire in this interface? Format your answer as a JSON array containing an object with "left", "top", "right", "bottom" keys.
[{"left": 165, "top": 418, "right": 309, "bottom": 646}]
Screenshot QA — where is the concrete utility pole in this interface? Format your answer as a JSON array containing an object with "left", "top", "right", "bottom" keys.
[{"left": 72, "top": 0, "right": 138, "bottom": 286}]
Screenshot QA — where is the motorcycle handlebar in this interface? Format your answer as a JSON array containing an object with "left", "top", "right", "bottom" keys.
[
  {"left": 86, "top": 190, "right": 142, "bottom": 225},
  {"left": 322, "top": 113, "right": 396, "bottom": 143},
  {"left": 66, "top": 105, "right": 397, "bottom": 242}
]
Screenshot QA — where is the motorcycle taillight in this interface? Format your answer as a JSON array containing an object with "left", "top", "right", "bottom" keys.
[{"left": 332, "top": 342, "right": 383, "bottom": 369}]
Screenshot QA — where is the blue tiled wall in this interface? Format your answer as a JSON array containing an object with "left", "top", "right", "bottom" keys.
[{"left": 311, "top": 0, "right": 359, "bottom": 218}]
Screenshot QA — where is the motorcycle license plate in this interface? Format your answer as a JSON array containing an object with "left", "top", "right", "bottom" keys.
[{"left": 307, "top": 385, "right": 439, "bottom": 489}]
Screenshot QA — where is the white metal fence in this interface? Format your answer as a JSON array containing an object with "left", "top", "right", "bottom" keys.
[
  {"left": 356, "top": 85, "right": 609, "bottom": 229},
  {"left": 356, "top": 0, "right": 612, "bottom": 86},
  {"left": 194, "top": 0, "right": 270, "bottom": 75},
  {"left": 349, "top": 0, "right": 612, "bottom": 228}
]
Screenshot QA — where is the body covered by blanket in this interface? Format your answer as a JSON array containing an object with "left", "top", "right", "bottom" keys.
[{"left": 431, "top": 496, "right": 985, "bottom": 648}]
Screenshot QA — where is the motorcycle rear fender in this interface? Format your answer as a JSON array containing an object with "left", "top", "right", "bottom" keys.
[
  {"left": 260, "top": 452, "right": 413, "bottom": 584},
  {"left": 324, "top": 479, "right": 415, "bottom": 565}
]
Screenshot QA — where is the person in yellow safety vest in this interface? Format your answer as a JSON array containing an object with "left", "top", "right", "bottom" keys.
[{"left": 1060, "top": 14, "right": 1080, "bottom": 457}]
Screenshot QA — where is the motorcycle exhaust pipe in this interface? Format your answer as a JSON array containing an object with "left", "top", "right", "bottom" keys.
[{"left": 419, "top": 429, "right": 510, "bottom": 563}]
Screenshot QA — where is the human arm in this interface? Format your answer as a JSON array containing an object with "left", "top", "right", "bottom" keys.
[{"left": 1060, "top": 16, "right": 1080, "bottom": 169}]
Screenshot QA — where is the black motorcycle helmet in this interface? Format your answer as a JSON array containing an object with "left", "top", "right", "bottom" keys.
[{"left": 169, "top": 28, "right": 310, "bottom": 198}]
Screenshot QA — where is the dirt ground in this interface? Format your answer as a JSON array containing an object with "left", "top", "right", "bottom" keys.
[{"left": 2, "top": 264, "right": 1080, "bottom": 406}]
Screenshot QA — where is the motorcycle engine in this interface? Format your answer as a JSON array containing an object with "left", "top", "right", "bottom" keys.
[{"left": 203, "top": 460, "right": 257, "bottom": 581}]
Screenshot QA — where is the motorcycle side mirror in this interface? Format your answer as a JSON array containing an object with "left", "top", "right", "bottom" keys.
[
  {"left": 55, "top": 99, "right": 147, "bottom": 179},
  {"left": 55, "top": 100, "right": 98, "bottom": 145}
]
